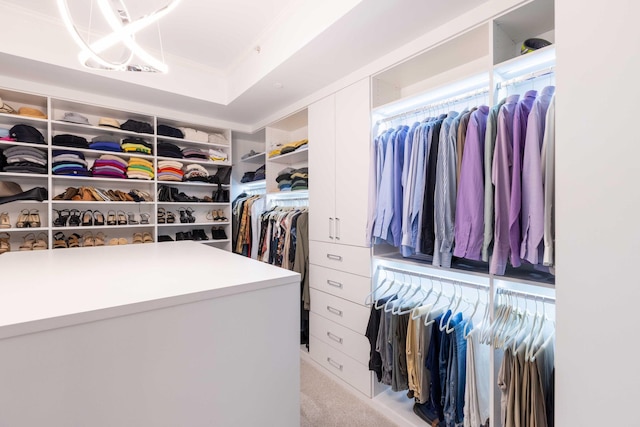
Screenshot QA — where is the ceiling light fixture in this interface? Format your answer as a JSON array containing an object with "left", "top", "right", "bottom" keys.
[{"left": 57, "top": 0, "right": 181, "bottom": 73}]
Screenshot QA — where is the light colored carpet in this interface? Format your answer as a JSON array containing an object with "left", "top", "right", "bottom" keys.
[{"left": 300, "top": 356, "right": 400, "bottom": 427}]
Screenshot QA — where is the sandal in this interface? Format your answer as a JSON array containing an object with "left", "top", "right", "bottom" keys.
[
  {"left": 80, "top": 187, "right": 94, "bottom": 201},
  {"left": 88, "top": 187, "right": 105, "bottom": 201},
  {"left": 93, "top": 210, "right": 105, "bottom": 226},
  {"left": 69, "top": 209, "right": 81, "bottom": 227},
  {"left": 16, "top": 209, "right": 30, "bottom": 228},
  {"left": 67, "top": 233, "right": 81, "bottom": 248},
  {"left": 106, "top": 210, "right": 117, "bottom": 226},
  {"left": 179, "top": 207, "right": 188, "bottom": 224},
  {"left": 143, "top": 232, "right": 153, "bottom": 243},
  {"left": 157, "top": 208, "right": 166, "bottom": 224},
  {"left": 109, "top": 237, "right": 120, "bottom": 246},
  {"left": 166, "top": 211, "right": 176, "bottom": 224},
  {"left": 132, "top": 232, "right": 144, "bottom": 244},
  {"left": 217, "top": 209, "right": 228, "bottom": 222},
  {"left": 81, "top": 210, "right": 93, "bottom": 226},
  {"left": 139, "top": 212, "right": 150, "bottom": 224},
  {"left": 53, "top": 232, "right": 68, "bottom": 249},
  {"left": 19, "top": 233, "right": 35, "bottom": 251},
  {"left": 127, "top": 212, "right": 139, "bottom": 225},
  {"left": 33, "top": 232, "right": 48, "bottom": 250},
  {"left": 117, "top": 210, "right": 128, "bottom": 225},
  {"left": 28, "top": 209, "right": 41, "bottom": 228},
  {"left": 0, "top": 232, "right": 10, "bottom": 254},
  {"left": 118, "top": 237, "right": 128, "bottom": 245},
  {"left": 186, "top": 207, "right": 196, "bottom": 223},
  {"left": 83, "top": 232, "right": 95, "bottom": 247},
  {"left": 53, "top": 209, "right": 70, "bottom": 227},
  {"left": 0, "top": 212, "right": 10, "bottom": 228},
  {"left": 94, "top": 232, "right": 106, "bottom": 247}
]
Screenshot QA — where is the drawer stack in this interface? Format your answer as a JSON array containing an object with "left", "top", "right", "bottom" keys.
[{"left": 308, "top": 241, "right": 373, "bottom": 397}]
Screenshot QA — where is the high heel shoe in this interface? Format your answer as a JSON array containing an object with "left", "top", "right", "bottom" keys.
[
  {"left": 139, "top": 212, "right": 150, "bottom": 224},
  {"left": 0, "top": 232, "right": 11, "bottom": 254},
  {"left": 179, "top": 208, "right": 188, "bottom": 224},
  {"left": 157, "top": 208, "right": 166, "bottom": 224},
  {"left": 53, "top": 209, "right": 70, "bottom": 227},
  {"left": 19, "top": 233, "right": 35, "bottom": 251},
  {"left": 217, "top": 209, "right": 228, "bottom": 222},
  {"left": 127, "top": 212, "right": 139, "bottom": 225},
  {"left": 28, "top": 209, "right": 41, "bottom": 228},
  {"left": 186, "top": 207, "right": 196, "bottom": 223},
  {"left": 93, "top": 210, "right": 105, "bottom": 226},
  {"left": 166, "top": 211, "right": 176, "bottom": 224},
  {"left": 16, "top": 209, "right": 30, "bottom": 228},
  {"left": 0, "top": 212, "right": 10, "bottom": 228},
  {"left": 117, "top": 210, "right": 128, "bottom": 225},
  {"left": 68, "top": 209, "right": 81, "bottom": 227},
  {"left": 81, "top": 210, "right": 93, "bottom": 226},
  {"left": 53, "top": 232, "right": 68, "bottom": 249},
  {"left": 106, "top": 210, "right": 117, "bottom": 226}
]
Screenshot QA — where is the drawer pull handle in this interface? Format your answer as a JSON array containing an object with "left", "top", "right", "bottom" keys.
[
  {"left": 327, "top": 332, "right": 343, "bottom": 344},
  {"left": 326, "top": 305, "right": 343, "bottom": 316},
  {"left": 326, "top": 254, "right": 342, "bottom": 261},
  {"left": 329, "top": 218, "right": 334, "bottom": 239},
  {"left": 327, "top": 280, "right": 343, "bottom": 289},
  {"left": 335, "top": 217, "right": 340, "bottom": 240},
  {"left": 327, "top": 357, "right": 343, "bottom": 371}
]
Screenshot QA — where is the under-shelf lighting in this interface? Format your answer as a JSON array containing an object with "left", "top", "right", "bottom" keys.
[{"left": 57, "top": 0, "right": 181, "bottom": 73}]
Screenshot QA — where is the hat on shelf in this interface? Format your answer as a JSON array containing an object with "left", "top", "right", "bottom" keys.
[
  {"left": 157, "top": 124, "right": 184, "bottom": 138},
  {"left": 121, "top": 119, "right": 153, "bottom": 134},
  {"left": 61, "top": 111, "right": 90, "bottom": 125},
  {"left": 521, "top": 38, "right": 552, "bottom": 55},
  {"left": 98, "top": 117, "right": 121, "bottom": 128},
  {"left": 91, "top": 134, "right": 119, "bottom": 144},
  {"left": 18, "top": 107, "right": 46, "bottom": 119},
  {"left": 9, "top": 124, "right": 45, "bottom": 144},
  {"left": 0, "top": 181, "right": 22, "bottom": 197},
  {"left": 0, "top": 97, "right": 16, "bottom": 114}
]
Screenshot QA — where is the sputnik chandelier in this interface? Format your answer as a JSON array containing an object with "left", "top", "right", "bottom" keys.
[{"left": 57, "top": 0, "right": 181, "bottom": 73}]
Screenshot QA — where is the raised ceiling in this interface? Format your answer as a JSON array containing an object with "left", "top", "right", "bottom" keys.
[{"left": 0, "top": 0, "right": 488, "bottom": 128}]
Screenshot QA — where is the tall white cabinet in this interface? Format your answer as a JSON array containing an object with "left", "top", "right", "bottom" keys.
[{"left": 308, "top": 78, "right": 375, "bottom": 397}]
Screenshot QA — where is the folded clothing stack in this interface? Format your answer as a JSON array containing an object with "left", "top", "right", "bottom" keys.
[
  {"left": 1, "top": 146, "right": 47, "bottom": 174},
  {"left": 121, "top": 119, "right": 153, "bottom": 134},
  {"left": 92, "top": 154, "right": 127, "bottom": 179},
  {"left": 122, "top": 137, "right": 153, "bottom": 155},
  {"left": 181, "top": 147, "right": 208, "bottom": 160},
  {"left": 276, "top": 167, "right": 294, "bottom": 191},
  {"left": 53, "top": 134, "right": 89, "bottom": 149},
  {"left": 158, "top": 160, "right": 184, "bottom": 181},
  {"left": 209, "top": 148, "right": 228, "bottom": 162},
  {"left": 240, "top": 164, "right": 265, "bottom": 183},
  {"left": 157, "top": 124, "right": 184, "bottom": 138},
  {"left": 157, "top": 141, "right": 182, "bottom": 158},
  {"left": 179, "top": 127, "right": 208, "bottom": 142},
  {"left": 291, "top": 167, "right": 309, "bottom": 191},
  {"left": 183, "top": 164, "right": 209, "bottom": 182},
  {"left": 208, "top": 133, "right": 228, "bottom": 145},
  {"left": 268, "top": 138, "right": 308, "bottom": 158},
  {"left": 52, "top": 149, "right": 91, "bottom": 176},
  {"left": 90, "top": 135, "right": 121, "bottom": 152},
  {"left": 127, "top": 158, "right": 154, "bottom": 180}
]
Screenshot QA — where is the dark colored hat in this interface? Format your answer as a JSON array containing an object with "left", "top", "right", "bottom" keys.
[
  {"left": 10, "top": 124, "right": 45, "bottom": 144},
  {"left": 53, "top": 134, "right": 89, "bottom": 148},
  {"left": 121, "top": 119, "right": 153, "bottom": 134},
  {"left": 521, "top": 38, "right": 552, "bottom": 55},
  {"left": 157, "top": 124, "right": 184, "bottom": 138}
]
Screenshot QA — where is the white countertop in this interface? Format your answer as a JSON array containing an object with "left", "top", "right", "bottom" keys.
[{"left": 0, "top": 242, "right": 300, "bottom": 339}]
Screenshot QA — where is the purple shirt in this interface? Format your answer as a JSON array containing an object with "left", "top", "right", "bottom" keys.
[
  {"left": 520, "top": 86, "right": 555, "bottom": 264},
  {"left": 508, "top": 90, "right": 537, "bottom": 268},
  {"left": 490, "top": 94, "right": 520, "bottom": 275},
  {"left": 453, "top": 105, "right": 489, "bottom": 260}
]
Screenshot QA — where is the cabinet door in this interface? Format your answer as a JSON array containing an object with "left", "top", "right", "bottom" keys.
[
  {"left": 334, "top": 78, "right": 371, "bottom": 247},
  {"left": 308, "top": 94, "right": 337, "bottom": 243}
]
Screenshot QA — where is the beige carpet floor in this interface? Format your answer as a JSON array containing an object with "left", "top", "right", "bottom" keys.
[{"left": 300, "top": 356, "right": 400, "bottom": 427}]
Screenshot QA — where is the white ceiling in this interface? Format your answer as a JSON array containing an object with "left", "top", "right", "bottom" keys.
[{"left": 0, "top": 0, "right": 488, "bottom": 128}]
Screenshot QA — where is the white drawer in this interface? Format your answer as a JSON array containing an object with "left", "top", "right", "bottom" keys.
[
  {"left": 310, "top": 311, "right": 370, "bottom": 364},
  {"left": 310, "top": 288, "right": 370, "bottom": 334},
  {"left": 309, "top": 335, "right": 372, "bottom": 397},
  {"left": 309, "top": 241, "right": 371, "bottom": 277},
  {"left": 310, "top": 264, "right": 371, "bottom": 305}
]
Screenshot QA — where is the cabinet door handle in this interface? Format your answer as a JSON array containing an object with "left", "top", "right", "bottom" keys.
[
  {"left": 329, "top": 217, "right": 334, "bottom": 239},
  {"left": 326, "top": 305, "right": 343, "bottom": 316},
  {"left": 327, "top": 331, "right": 343, "bottom": 344},
  {"left": 327, "top": 279, "right": 343, "bottom": 289},
  {"left": 335, "top": 217, "right": 340, "bottom": 240},
  {"left": 327, "top": 357, "right": 343, "bottom": 371},
  {"left": 326, "top": 253, "right": 342, "bottom": 261}
]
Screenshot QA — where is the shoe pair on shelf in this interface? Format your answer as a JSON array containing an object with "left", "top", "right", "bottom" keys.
[
  {"left": 211, "top": 227, "right": 228, "bottom": 240},
  {"left": 132, "top": 232, "right": 154, "bottom": 244},
  {"left": 0, "top": 232, "right": 10, "bottom": 254},
  {"left": 104, "top": 210, "right": 150, "bottom": 226},
  {"left": 157, "top": 185, "right": 214, "bottom": 203},
  {"left": 206, "top": 209, "right": 228, "bottom": 222},
  {"left": 157, "top": 208, "right": 176, "bottom": 224},
  {"left": 53, "top": 187, "right": 153, "bottom": 202},
  {"left": 15, "top": 209, "right": 41, "bottom": 228},
  {"left": 54, "top": 209, "right": 106, "bottom": 227},
  {"left": 18, "top": 232, "right": 48, "bottom": 251},
  {"left": 178, "top": 207, "right": 196, "bottom": 223},
  {"left": 175, "top": 229, "right": 208, "bottom": 241}
]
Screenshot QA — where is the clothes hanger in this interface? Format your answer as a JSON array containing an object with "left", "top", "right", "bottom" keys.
[
  {"left": 530, "top": 319, "right": 555, "bottom": 362},
  {"left": 411, "top": 278, "right": 437, "bottom": 320},
  {"left": 445, "top": 284, "right": 471, "bottom": 334},
  {"left": 364, "top": 270, "right": 389, "bottom": 306},
  {"left": 491, "top": 291, "right": 515, "bottom": 348},
  {"left": 462, "top": 287, "right": 481, "bottom": 338},
  {"left": 395, "top": 275, "right": 426, "bottom": 315},
  {"left": 424, "top": 280, "right": 447, "bottom": 327},
  {"left": 526, "top": 298, "right": 550, "bottom": 361},
  {"left": 506, "top": 296, "right": 533, "bottom": 352},
  {"left": 439, "top": 283, "right": 460, "bottom": 332},
  {"left": 484, "top": 290, "right": 508, "bottom": 346},
  {"left": 384, "top": 274, "right": 409, "bottom": 313}
]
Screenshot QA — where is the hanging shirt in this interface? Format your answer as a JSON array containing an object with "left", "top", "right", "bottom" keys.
[
  {"left": 520, "top": 86, "right": 555, "bottom": 264},
  {"left": 373, "top": 129, "right": 396, "bottom": 244},
  {"left": 453, "top": 105, "right": 489, "bottom": 260},
  {"left": 456, "top": 108, "right": 476, "bottom": 187},
  {"left": 391, "top": 125, "right": 409, "bottom": 247},
  {"left": 490, "top": 94, "right": 520, "bottom": 275},
  {"left": 482, "top": 99, "right": 506, "bottom": 262},
  {"left": 420, "top": 117, "right": 445, "bottom": 255},
  {"left": 401, "top": 123, "right": 422, "bottom": 256},
  {"left": 412, "top": 121, "right": 434, "bottom": 254},
  {"left": 542, "top": 95, "right": 556, "bottom": 269},
  {"left": 509, "top": 90, "right": 538, "bottom": 268}
]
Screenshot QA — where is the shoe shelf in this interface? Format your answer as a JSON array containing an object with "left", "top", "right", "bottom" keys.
[
  {"left": 51, "top": 201, "right": 155, "bottom": 205},
  {"left": 204, "top": 239, "right": 231, "bottom": 243},
  {"left": 51, "top": 175, "right": 154, "bottom": 184},
  {"left": 157, "top": 221, "right": 230, "bottom": 227},
  {"left": 157, "top": 201, "right": 229, "bottom": 206},
  {"left": 0, "top": 140, "right": 48, "bottom": 149},
  {"left": 53, "top": 224, "right": 154, "bottom": 231},
  {"left": 158, "top": 181, "right": 230, "bottom": 188},
  {"left": 2, "top": 226, "right": 48, "bottom": 233},
  {"left": 50, "top": 146, "right": 155, "bottom": 161},
  {"left": 0, "top": 172, "right": 47, "bottom": 179}
]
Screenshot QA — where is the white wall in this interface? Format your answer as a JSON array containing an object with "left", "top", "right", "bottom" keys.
[{"left": 556, "top": 0, "right": 640, "bottom": 424}]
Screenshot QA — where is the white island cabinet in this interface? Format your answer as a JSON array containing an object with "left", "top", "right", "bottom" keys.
[{"left": 0, "top": 242, "right": 300, "bottom": 427}]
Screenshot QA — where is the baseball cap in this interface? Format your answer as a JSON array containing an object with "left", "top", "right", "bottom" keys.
[{"left": 9, "top": 124, "right": 45, "bottom": 144}]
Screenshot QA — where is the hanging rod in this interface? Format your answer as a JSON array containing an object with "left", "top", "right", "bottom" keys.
[
  {"left": 496, "top": 66, "right": 555, "bottom": 89},
  {"left": 376, "top": 265, "right": 490, "bottom": 291},
  {"left": 376, "top": 86, "right": 490, "bottom": 125},
  {"left": 496, "top": 287, "right": 555, "bottom": 304}
]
